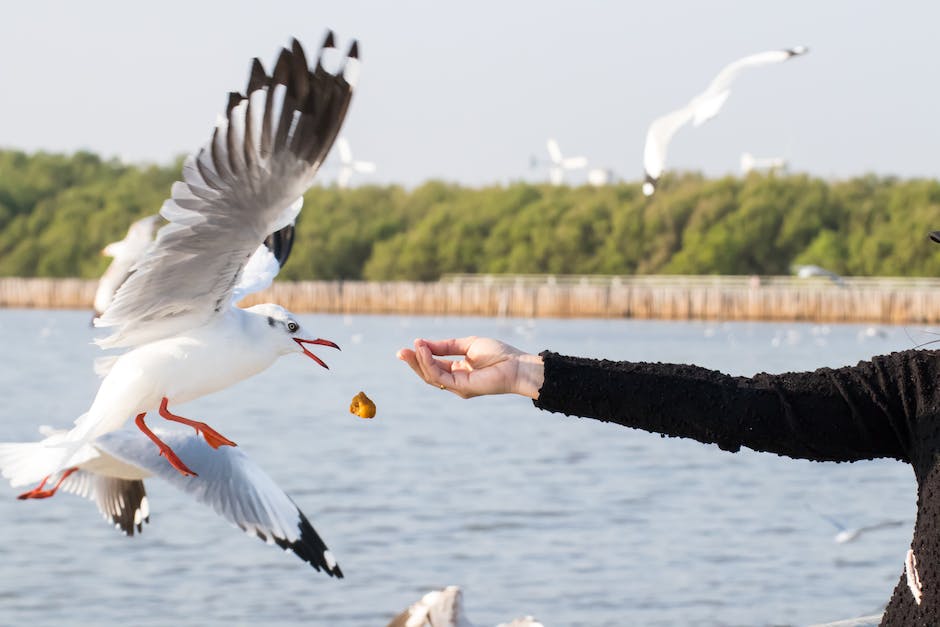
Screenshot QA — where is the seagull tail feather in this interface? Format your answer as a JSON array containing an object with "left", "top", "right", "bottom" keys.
[{"left": 0, "top": 429, "right": 96, "bottom": 488}]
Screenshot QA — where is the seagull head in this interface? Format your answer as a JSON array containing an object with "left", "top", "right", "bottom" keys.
[{"left": 246, "top": 304, "right": 340, "bottom": 369}]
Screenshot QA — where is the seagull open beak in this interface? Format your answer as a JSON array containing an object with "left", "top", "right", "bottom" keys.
[{"left": 293, "top": 338, "right": 340, "bottom": 369}]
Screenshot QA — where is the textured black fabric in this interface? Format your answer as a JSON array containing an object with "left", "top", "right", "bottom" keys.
[{"left": 533, "top": 348, "right": 940, "bottom": 626}]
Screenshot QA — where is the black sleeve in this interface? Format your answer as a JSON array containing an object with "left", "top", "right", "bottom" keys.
[{"left": 532, "top": 349, "right": 940, "bottom": 463}]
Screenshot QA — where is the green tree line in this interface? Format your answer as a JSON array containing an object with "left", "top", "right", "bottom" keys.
[{"left": 2, "top": 149, "right": 940, "bottom": 280}]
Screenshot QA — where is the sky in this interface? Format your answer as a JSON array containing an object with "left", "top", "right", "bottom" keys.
[{"left": 1, "top": 0, "right": 938, "bottom": 188}]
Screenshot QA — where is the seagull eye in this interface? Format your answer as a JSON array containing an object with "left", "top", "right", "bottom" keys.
[{"left": 287, "top": 321, "right": 299, "bottom": 333}]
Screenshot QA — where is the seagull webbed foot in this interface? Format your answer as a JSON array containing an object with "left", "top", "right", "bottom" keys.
[{"left": 16, "top": 467, "right": 78, "bottom": 500}]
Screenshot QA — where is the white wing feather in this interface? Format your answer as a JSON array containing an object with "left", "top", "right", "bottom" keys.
[
  {"left": 546, "top": 138, "right": 563, "bottom": 164},
  {"left": 337, "top": 136, "right": 353, "bottom": 163},
  {"left": 643, "top": 107, "right": 695, "bottom": 181},
  {"left": 691, "top": 90, "right": 730, "bottom": 126},
  {"left": 232, "top": 243, "right": 281, "bottom": 302},
  {"left": 93, "top": 214, "right": 160, "bottom": 316},
  {"left": 95, "top": 430, "right": 300, "bottom": 543},
  {"left": 705, "top": 49, "right": 795, "bottom": 95}
]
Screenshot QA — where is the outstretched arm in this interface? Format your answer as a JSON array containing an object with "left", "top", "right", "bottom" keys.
[{"left": 398, "top": 337, "right": 929, "bottom": 464}]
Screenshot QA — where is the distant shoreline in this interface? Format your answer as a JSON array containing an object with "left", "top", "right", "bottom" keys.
[{"left": 2, "top": 275, "right": 940, "bottom": 324}]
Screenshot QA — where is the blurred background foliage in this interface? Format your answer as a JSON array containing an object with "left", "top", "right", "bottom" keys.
[{"left": 2, "top": 149, "right": 940, "bottom": 281}]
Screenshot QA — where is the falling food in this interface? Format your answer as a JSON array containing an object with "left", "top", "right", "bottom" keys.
[{"left": 349, "top": 391, "right": 376, "bottom": 419}]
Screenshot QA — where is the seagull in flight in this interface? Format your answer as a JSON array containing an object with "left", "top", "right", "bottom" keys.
[
  {"left": 545, "top": 138, "right": 588, "bottom": 185},
  {"left": 642, "top": 46, "right": 808, "bottom": 196},
  {"left": 335, "top": 136, "right": 376, "bottom": 188},
  {"left": 7, "top": 426, "right": 342, "bottom": 576},
  {"left": 1, "top": 33, "right": 358, "bottom": 494},
  {"left": 817, "top": 511, "right": 905, "bottom": 544},
  {"left": 793, "top": 264, "right": 846, "bottom": 287}
]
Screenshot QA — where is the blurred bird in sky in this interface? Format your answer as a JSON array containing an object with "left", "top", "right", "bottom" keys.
[
  {"left": 531, "top": 138, "right": 588, "bottom": 185},
  {"left": 335, "top": 136, "right": 376, "bottom": 187},
  {"left": 740, "top": 152, "right": 787, "bottom": 174},
  {"left": 642, "top": 46, "right": 808, "bottom": 196}
]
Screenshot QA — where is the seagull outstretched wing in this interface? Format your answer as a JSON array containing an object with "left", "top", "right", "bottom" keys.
[
  {"left": 59, "top": 428, "right": 343, "bottom": 576},
  {"left": 97, "top": 34, "right": 359, "bottom": 348}
]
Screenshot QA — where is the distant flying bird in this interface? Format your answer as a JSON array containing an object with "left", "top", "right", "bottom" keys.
[
  {"left": 793, "top": 264, "right": 845, "bottom": 287},
  {"left": 642, "top": 46, "right": 808, "bottom": 196},
  {"left": 536, "top": 138, "right": 587, "bottom": 185},
  {"left": 93, "top": 214, "right": 160, "bottom": 319},
  {"left": 740, "top": 152, "right": 787, "bottom": 174},
  {"left": 0, "top": 33, "right": 355, "bottom": 496},
  {"left": 587, "top": 167, "right": 615, "bottom": 186},
  {"left": 386, "top": 586, "right": 544, "bottom": 627},
  {"left": 19, "top": 426, "right": 342, "bottom": 576},
  {"left": 335, "top": 136, "right": 376, "bottom": 188},
  {"left": 817, "top": 511, "right": 905, "bottom": 544}
]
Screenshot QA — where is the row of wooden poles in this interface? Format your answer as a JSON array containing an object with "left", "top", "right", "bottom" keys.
[{"left": 3, "top": 276, "right": 940, "bottom": 324}]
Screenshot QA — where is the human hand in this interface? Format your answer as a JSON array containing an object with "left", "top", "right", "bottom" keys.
[{"left": 396, "top": 336, "right": 544, "bottom": 399}]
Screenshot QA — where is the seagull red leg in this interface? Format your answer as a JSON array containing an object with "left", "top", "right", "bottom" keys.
[
  {"left": 158, "top": 397, "right": 237, "bottom": 449},
  {"left": 17, "top": 467, "right": 78, "bottom": 500},
  {"left": 134, "top": 412, "right": 198, "bottom": 476},
  {"left": 16, "top": 475, "right": 49, "bottom": 499}
]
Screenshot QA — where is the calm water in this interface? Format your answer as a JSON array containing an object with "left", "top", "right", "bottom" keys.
[{"left": 0, "top": 310, "right": 926, "bottom": 626}]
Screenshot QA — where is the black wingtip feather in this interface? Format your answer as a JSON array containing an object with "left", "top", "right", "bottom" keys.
[
  {"left": 272, "top": 48, "right": 293, "bottom": 85},
  {"left": 247, "top": 58, "right": 268, "bottom": 93},
  {"left": 272, "top": 508, "right": 343, "bottom": 578},
  {"left": 111, "top": 480, "right": 149, "bottom": 537},
  {"left": 291, "top": 39, "right": 308, "bottom": 73},
  {"left": 289, "top": 41, "right": 311, "bottom": 102},
  {"left": 234, "top": 34, "right": 355, "bottom": 175},
  {"left": 225, "top": 92, "right": 244, "bottom": 116},
  {"left": 929, "top": 231, "right": 940, "bottom": 244},
  {"left": 291, "top": 38, "right": 307, "bottom": 64}
]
